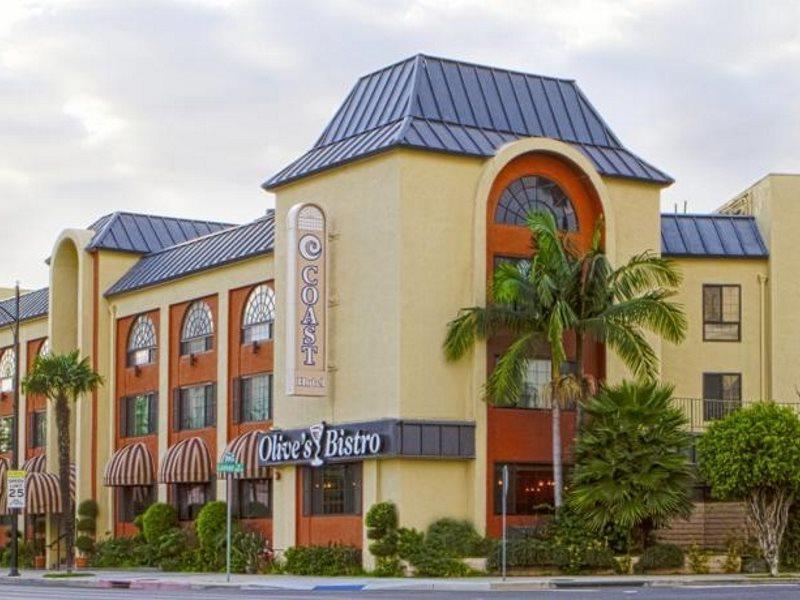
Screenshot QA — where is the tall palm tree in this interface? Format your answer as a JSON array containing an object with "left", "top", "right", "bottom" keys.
[
  {"left": 444, "top": 211, "right": 686, "bottom": 509},
  {"left": 22, "top": 351, "right": 103, "bottom": 573}
]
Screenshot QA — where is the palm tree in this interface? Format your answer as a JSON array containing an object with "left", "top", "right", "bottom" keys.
[
  {"left": 22, "top": 350, "right": 103, "bottom": 573},
  {"left": 444, "top": 211, "right": 686, "bottom": 509},
  {"left": 567, "top": 380, "right": 694, "bottom": 549}
]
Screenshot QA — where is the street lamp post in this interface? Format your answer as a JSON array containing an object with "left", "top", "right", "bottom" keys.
[{"left": 0, "top": 283, "right": 21, "bottom": 577}]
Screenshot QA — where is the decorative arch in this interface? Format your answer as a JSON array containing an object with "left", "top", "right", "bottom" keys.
[
  {"left": 127, "top": 315, "right": 157, "bottom": 366},
  {"left": 241, "top": 284, "right": 276, "bottom": 344},
  {"left": 180, "top": 301, "right": 214, "bottom": 355}
]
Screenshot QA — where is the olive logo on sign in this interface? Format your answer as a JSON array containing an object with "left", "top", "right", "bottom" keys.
[{"left": 299, "top": 234, "right": 322, "bottom": 261}]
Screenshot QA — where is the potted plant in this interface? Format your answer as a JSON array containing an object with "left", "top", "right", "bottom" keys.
[
  {"left": 75, "top": 535, "right": 95, "bottom": 567},
  {"left": 75, "top": 500, "right": 98, "bottom": 568},
  {"left": 32, "top": 537, "right": 46, "bottom": 569}
]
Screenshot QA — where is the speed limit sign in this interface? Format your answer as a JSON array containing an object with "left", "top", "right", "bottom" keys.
[{"left": 6, "top": 470, "right": 25, "bottom": 510}]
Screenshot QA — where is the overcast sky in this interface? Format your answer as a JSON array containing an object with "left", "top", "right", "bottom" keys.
[{"left": 2, "top": 0, "right": 799, "bottom": 288}]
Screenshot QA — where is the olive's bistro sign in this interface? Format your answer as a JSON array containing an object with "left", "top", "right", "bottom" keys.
[
  {"left": 258, "top": 421, "right": 382, "bottom": 467},
  {"left": 286, "top": 203, "right": 327, "bottom": 396}
]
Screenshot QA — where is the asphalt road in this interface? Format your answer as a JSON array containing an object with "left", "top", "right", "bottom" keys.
[{"left": 2, "top": 583, "right": 800, "bottom": 599}]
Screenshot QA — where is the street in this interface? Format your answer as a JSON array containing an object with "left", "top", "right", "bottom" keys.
[{"left": 2, "top": 583, "right": 800, "bottom": 599}]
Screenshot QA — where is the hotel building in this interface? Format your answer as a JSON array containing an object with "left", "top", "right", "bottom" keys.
[{"left": 1, "top": 55, "right": 798, "bottom": 566}]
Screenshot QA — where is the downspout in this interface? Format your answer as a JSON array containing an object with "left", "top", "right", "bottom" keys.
[{"left": 757, "top": 274, "right": 769, "bottom": 400}]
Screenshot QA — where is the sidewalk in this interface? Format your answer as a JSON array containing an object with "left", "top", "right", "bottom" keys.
[{"left": 2, "top": 569, "right": 800, "bottom": 592}]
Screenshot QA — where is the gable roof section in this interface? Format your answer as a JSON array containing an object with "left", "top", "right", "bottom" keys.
[
  {"left": 0, "top": 287, "right": 49, "bottom": 328},
  {"left": 264, "top": 54, "right": 672, "bottom": 189},
  {"left": 87, "top": 212, "right": 235, "bottom": 253},
  {"left": 661, "top": 214, "right": 768, "bottom": 258},
  {"left": 106, "top": 213, "right": 275, "bottom": 296}
]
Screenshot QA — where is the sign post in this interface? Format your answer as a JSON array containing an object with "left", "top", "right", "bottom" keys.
[
  {"left": 216, "top": 452, "right": 243, "bottom": 583},
  {"left": 501, "top": 464, "right": 509, "bottom": 581}
]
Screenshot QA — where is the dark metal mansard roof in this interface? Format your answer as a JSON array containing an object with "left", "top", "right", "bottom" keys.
[
  {"left": 264, "top": 54, "right": 672, "bottom": 189},
  {"left": 0, "top": 287, "right": 49, "bottom": 327},
  {"left": 87, "top": 212, "right": 235, "bottom": 253},
  {"left": 661, "top": 214, "right": 768, "bottom": 258},
  {"left": 106, "top": 213, "right": 275, "bottom": 296}
]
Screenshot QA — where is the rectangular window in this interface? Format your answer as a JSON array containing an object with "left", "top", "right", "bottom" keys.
[
  {"left": 703, "top": 373, "right": 742, "bottom": 420},
  {"left": 117, "top": 485, "right": 155, "bottom": 523},
  {"left": 121, "top": 393, "right": 157, "bottom": 437},
  {"left": 175, "top": 482, "right": 213, "bottom": 521},
  {"left": 242, "top": 323, "right": 273, "bottom": 345},
  {"left": 127, "top": 347, "right": 157, "bottom": 367},
  {"left": 175, "top": 384, "right": 215, "bottom": 431},
  {"left": 180, "top": 336, "right": 213, "bottom": 356},
  {"left": 493, "top": 463, "right": 556, "bottom": 515},
  {"left": 0, "top": 416, "right": 13, "bottom": 453},
  {"left": 30, "top": 411, "right": 46, "bottom": 448},
  {"left": 303, "top": 463, "right": 362, "bottom": 516},
  {"left": 512, "top": 359, "right": 577, "bottom": 409},
  {"left": 703, "top": 285, "right": 741, "bottom": 341},
  {"left": 236, "top": 479, "right": 272, "bottom": 519},
  {"left": 237, "top": 374, "right": 272, "bottom": 423}
]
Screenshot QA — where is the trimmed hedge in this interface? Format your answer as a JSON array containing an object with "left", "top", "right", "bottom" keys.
[
  {"left": 635, "top": 544, "right": 685, "bottom": 572},
  {"left": 142, "top": 503, "right": 178, "bottom": 544},
  {"left": 283, "top": 545, "right": 362, "bottom": 576},
  {"left": 486, "top": 538, "right": 616, "bottom": 573}
]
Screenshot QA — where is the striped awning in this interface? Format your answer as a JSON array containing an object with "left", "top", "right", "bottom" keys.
[
  {"left": 218, "top": 430, "right": 270, "bottom": 480},
  {"left": 0, "top": 456, "right": 8, "bottom": 485},
  {"left": 1, "top": 471, "right": 66, "bottom": 515},
  {"left": 158, "top": 437, "right": 212, "bottom": 483},
  {"left": 104, "top": 442, "right": 155, "bottom": 487},
  {"left": 22, "top": 453, "right": 47, "bottom": 473}
]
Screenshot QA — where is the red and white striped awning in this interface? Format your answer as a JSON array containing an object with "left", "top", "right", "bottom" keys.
[
  {"left": 1, "top": 471, "right": 71, "bottom": 515},
  {"left": 104, "top": 442, "right": 155, "bottom": 487},
  {"left": 158, "top": 437, "right": 212, "bottom": 483},
  {"left": 0, "top": 457, "right": 8, "bottom": 485},
  {"left": 217, "top": 430, "right": 270, "bottom": 480},
  {"left": 22, "top": 453, "right": 46, "bottom": 473}
]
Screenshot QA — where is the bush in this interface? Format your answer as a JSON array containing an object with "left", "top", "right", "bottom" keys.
[
  {"left": 77, "top": 499, "right": 99, "bottom": 519},
  {"left": 142, "top": 503, "right": 178, "bottom": 544},
  {"left": 635, "top": 544, "right": 685, "bottom": 573},
  {"left": 0, "top": 540, "right": 36, "bottom": 569},
  {"left": 90, "top": 536, "right": 152, "bottom": 568},
  {"left": 408, "top": 544, "right": 472, "bottom": 577},
  {"left": 282, "top": 545, "right": 362, "bottom": 576},
  {"left": 231, "top": 530, "right": 271, "bottom": 574},
  {"left": 75, "top": 535, "right": 95, "bottom": 555},
  {"left": 196, "top": 501, "right": 227, "bottom": 550},
  {"left": 687, "top": 544, "right": 710, "bottom": 574},
  {"left": 76, "top": 517, "right": 96, "bottom": 534},
  {"left": 365, "top": 502, "right": 402, "bottom": 576},
  {"left": 425, "top": 518, "right": 486, "bottom": 558}
]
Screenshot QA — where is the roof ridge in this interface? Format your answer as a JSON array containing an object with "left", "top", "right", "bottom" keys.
[
  {"left": 416, "top": 53, "right": 576, "bottom": 84},
  {"left": 99, "top": 211, "right": 235, "bottom": 227},
  {"left": 663, "top": 213, "right": 757, "bottom": 219}
]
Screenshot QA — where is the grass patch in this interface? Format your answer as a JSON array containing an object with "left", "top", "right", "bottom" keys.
[{"left": 43, "top": 572, "right": 95, "bottom": 578}]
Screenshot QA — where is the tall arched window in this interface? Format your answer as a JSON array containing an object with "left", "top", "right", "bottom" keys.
[
  {"left": 242, "top": 284, "right": 276, "bottom": 344},
  {"left": 494, "top": 176, "right": 578, "bottom": 231},
  {"left": 181, "top": 301, "right": 214, "bottom": 355},
  {"left": 0, "top": 348, "right": 15, "bottom": 393},
  {"left": 38, "top": 338, "right": 51, "bottom": 357},
  {"left": 127, "top": 315, "right": 157, "bottom": 366}
]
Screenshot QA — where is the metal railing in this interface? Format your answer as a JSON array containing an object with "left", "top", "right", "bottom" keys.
[{"left": 672, "top": 398, "right": 800, "bottom": 431}]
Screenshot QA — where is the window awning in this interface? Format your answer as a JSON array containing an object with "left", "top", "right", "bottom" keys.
[
  {"left": 158, "top": 437, "right": 212, "bottom": 483},
  {"left": 218, "top": 430, "right": 270, "bottom": 480},
  {"left": 22, "top": 453, "right": 47, "bottom": 473},
  {"left": 1, "top": 471, "right": 73, "bottom": 515},
  {"left": 0, "top": 457, "right": 8, "bottom": 484},
  {"left": 104, "top": 442, "right": 155, "bottom": 487}
]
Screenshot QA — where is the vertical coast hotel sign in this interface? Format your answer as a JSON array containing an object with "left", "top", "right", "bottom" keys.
[{"left": 286, "top": 203, "right": 327, "bottom": 396}]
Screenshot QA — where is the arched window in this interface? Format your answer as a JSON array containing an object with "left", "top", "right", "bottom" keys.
[
  {"left": 0, "top": 348, "right": 15, "bottom": 393},
  {"left": 127, "top": 315, "right": 157, "bottom": 366},
  {"left": 494, "top": 176, "right": 578, "bottom": 231},
  {"left": 181, "top": 301, "right": 214, "bottom": 355},
  {"left": 242, "top": 284, "right": 276, "bottom": 344},
  {"left": 38, "top": 338, "right": 51, "bottom": 357}
]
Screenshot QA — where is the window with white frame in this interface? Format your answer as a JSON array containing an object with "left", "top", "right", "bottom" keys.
[
  {"left": 0, "top": 349, "right": 15, "bottom": 393},
  {"left": 180, "top": 301, "right": 214, "bottom": 355},
  {"left": 242, "top": 284, "right": 276, "bottom": 344},
  {"left": 127, "top": 315, "right": 157, "bottom": 366}
]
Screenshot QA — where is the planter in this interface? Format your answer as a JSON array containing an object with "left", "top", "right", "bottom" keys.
[
  {"left": 75, "top": 556, "right": 89, "bottom": 569},
  {"left": 34, "top": 555, "right": 45, "bottom": 569}
]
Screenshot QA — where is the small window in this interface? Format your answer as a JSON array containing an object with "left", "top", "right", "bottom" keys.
[
  {"left": 494, "top": 463, "right": 555, "bottom": 515},
  {"left": 30, "top": 411, "right": 46, "bottom": 448},
  {"left": 703, "top": 373, "right": 742, "bottom": 420},
  {"left": 180, "top": 301, "right": 214, "bottom": 355},
  {"left": 0, "top": 416, "right": 13, "bottom": 453},
  {"left": 303, "top": 463, "right": 362, "bottom": 516},
  {"left": 127, "top": 315, "right": 157, "bottom": 366},
  {"left": 117, "top": 485, "right": 155, "bottom": 523},
  {"left": 0, "top": 348, "right": 15, "bottom": 393},
  {"left": 703, "top": 285, "right": 741, "bottom": 341},
  {"left": 175, "top": 482, "right": 214, "bottom": 521},
  {"left": 494, "top": 176, "right": 578, "bottom": 231},
  {"left": 121, "top": 393, "right": 157, "bottom": 437},
  {"left": 236, "top": 479, "right": 272, "bottom": 519},
  {"left": 236, "top": 374, "right": 272, "bottom": 423},
  {"left": 242, "top": 284, "right": 276, "bottom": 344},
  {"left": 175, "top": 384, "right": 215, "bottom": 431}
]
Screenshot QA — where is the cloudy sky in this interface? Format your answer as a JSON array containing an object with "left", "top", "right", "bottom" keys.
[{"left": 2, "top": 0, "right": 799, "bottom": 288}]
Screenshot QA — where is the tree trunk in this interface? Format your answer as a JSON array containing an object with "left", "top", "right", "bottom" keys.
[
  {"left": 747, "top": 488, "right": 793, "bottom": 577},
  {"left": 55, "top": 394, "right": 74, "bottom": 573},
  {"left": 575, "top": 332, "right": 585, "bottom": 429},
  {"left": 551, "top": 361, "right": 563, "bottom": 510}
]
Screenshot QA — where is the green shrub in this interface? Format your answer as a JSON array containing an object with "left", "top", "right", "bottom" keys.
[
  {"left": 408, "top": 544, "right": 472, "bottom": 577},
  {"left": 635, "top": 544, "right": 685, "bottom": 572},
  {"left": 155, "top": 528, "right": 189, "bottom": 565},
  {"left": 231, "top": 530, "right": 271, "bottom": 574},
  {"left": 196, "top": 501, "right": 227, "bottom": 550},
  {"left": 425, "top": 518, "right": 486, "bottom": 558},
  {"left": 77, "top": 499, "right": 99, "bottom": 519},
  {"left": 687, "top": 544, "right": 710, "bottom": 574},
  {"left": 397, "top": 527, "right": 425, "bottom": 562},
  {"left": 486, "top": 537, "right": 615, "bottom": 574},
  {"left": 365, "top": 502, "right": 402, "bottom": 576},
  {"left": 133, "top": 514, "right": 145, "bottom": 534},
  {"left": 282, "top": 545, "right": 362, "bottom": 576},
  {"left": 75, "top": 535, "right": 95, "bottom": 555},
  {"left": 76, "top": 517, "right": 96, "bottom": 534},
  {"left": 0, "top": 540, "right": 36, "bottom": 569},
  {"left": 142, "top": 503, "right": 178, "bottom": 544},
  {"left": 90, "top": 537, "right": 152, "bottom": 568}
]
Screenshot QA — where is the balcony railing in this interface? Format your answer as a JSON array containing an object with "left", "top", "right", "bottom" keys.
[{"left": 672, "top": 398, "right": 800, "bottom": 431}]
